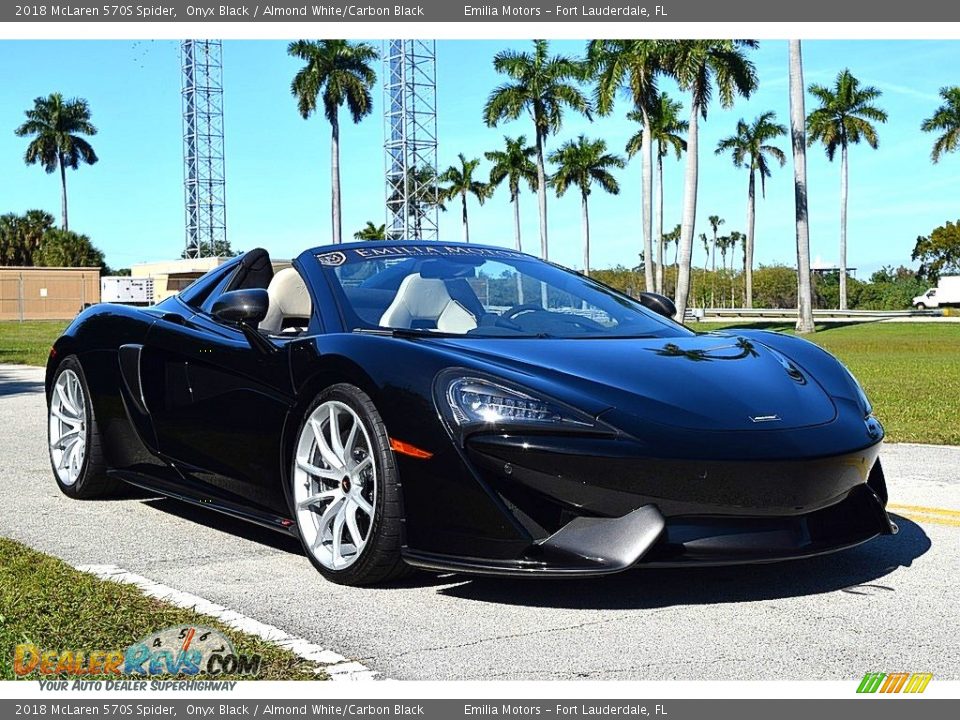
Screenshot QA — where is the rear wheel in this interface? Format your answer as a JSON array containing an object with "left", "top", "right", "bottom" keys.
[
  {"left": 48, "top": 356, "right": 120, "bottom": 498},
  {"left": 291, "top": 384, "right": 408, "bottom": 585}
]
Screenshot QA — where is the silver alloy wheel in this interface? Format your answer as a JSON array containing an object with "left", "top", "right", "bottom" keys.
[
  {"left": 49, "top": 369, "right": 87, "bottom": 486},
  {"left": 293, "top": 400, "right": 378, "bottom": 571}
]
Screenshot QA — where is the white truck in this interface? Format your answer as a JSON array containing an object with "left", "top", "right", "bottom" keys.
[
  {"left": 913, "top": 275, "right": 960, "bottom": 309},
  {"left": 100, "top": 276, "right": 154, "bottom": 306}
]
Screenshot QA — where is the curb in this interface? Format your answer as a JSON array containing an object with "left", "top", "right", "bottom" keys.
[{"left": 76, "top": 563, "right": 381, "bottom": 681}]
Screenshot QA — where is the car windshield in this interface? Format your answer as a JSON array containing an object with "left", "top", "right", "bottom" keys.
[{"left": 316, "top": 245, "right": 692, "bottom": 339}]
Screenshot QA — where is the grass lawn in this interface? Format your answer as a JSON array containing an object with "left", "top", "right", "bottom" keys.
[
  {"left": 0, "top": 320, "right": 68, "bottom": 366},
  {"left": 703, "top": 322, "right": 960, "bottom": 446},
  {"left": 0, "top": 537, "right": 325, "bottom": 680}
]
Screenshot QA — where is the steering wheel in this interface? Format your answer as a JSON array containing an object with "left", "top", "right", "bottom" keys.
[{"left": 501, "top": 303, "right": 543, "bottom": 321}]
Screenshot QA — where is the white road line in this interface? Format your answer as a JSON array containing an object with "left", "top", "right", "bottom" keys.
[{"left": 76, "top": 563, "right": 381, "bottom": 681}]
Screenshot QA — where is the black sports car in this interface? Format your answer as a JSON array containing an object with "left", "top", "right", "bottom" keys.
[{"left": 46, "top": 242, "right": 896, "bottom": 585}]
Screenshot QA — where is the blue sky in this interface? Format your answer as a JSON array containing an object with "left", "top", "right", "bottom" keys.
[{"left": 1, "top": 39, "right": 958, "bottom": 276}]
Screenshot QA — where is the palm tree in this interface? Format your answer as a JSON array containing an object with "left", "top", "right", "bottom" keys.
[
  {"left": 921, "top": 86, "right": 960, "bottom": 163},
  {"left": 354, "top": 221, "right": 386, "bottom": 240},
  {"left": 707, "top": 214, "right": 724, "bottom": 307},
  {"left": 699, "top": 232, "right": 710, "bottom": 272},
  {"left": 485, "top": 135, "right": 538, "bottom": 253},
  {"left": 548, "top": 135, "right": 624, "bottom": 276},
  {"left": 789, "top": 41, "right": 815, "bottom": 333},
  {"left": 438, "top": 154, "right": 491, "bottom": 243},
  {"left": 715, "top": 111, "right": 787, "bottom": 308},
  {"left": 15, "top": 93, "right": 98, "bottom": 231},
  {"left": 666, "top": 40, "right": 758, "bottom": 321},
  {"left": 484, "top": 39, "right": 591, "bottom": 261},
  {"left": 806, "top": 68, "right": 887, "bottom": 310},
  {"left": 626, "top": 91, "right": 687, "bottom": 294},
  {"left": 728, "top": 230, "right": 744, "bottom": 307},
  {"left": 289, "top": 39, "right": 378, "bottom": 245},
  {"left": 387, "top": 165, "right": 444, "bottom": 240},
  {"left": 589, "top": 40, "right": 666, "bottom": 292}
]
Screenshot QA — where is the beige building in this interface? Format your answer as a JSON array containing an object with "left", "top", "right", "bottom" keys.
[
  {"left": 131, "top": 256, "right": 230, "bottom": 304},
  {"left": 0, "top": 267, "right": 101, "bottom": 321}
]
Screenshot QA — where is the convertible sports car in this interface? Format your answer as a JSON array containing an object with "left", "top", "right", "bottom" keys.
[{"left": 46, "top": 242, "right": 896, "bottom": 585}]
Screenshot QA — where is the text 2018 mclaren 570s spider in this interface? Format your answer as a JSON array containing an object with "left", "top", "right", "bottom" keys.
[{"left": 45, "top": 242, "right": 896, "bottom": 585}]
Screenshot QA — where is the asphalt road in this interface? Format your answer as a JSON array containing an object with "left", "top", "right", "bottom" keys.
[{"left": 2, "top": 363, "right": 958, "bottom": 681}]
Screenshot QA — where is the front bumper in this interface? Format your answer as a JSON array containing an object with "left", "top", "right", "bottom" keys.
[{"left": 401, "top": 434, "right": 895, "bottom": 577}]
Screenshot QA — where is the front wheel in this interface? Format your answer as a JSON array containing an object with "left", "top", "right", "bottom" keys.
[
  {"left": 291, "top": 384, "right": 408, "bottom": 586},
  {"left": 915, "top": 303, "right": 927, "bottom": 310}
]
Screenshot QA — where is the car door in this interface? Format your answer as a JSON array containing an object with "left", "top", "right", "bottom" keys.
[{"left": 139, "top": 257, "right": 307, "bottom": 517}]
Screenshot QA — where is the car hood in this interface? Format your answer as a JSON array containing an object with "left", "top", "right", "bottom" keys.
[{"left": 426, "top": 333, "right": 837, "bottom": 432}]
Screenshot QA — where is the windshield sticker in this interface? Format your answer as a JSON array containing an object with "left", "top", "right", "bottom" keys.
[
  {"left": 317, "top": 250, "right": 348, "bottom": 267},
  {"left": 316, "top": 245, "right": 527, "bottom": 264}
]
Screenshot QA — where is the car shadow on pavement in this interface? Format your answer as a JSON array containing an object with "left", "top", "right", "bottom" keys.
[
  {"left": 436, "top": 514, "right": 930, "bottom": 609},
  {"left": 0, "top": 367, "right": 44, "bottom": 397}
]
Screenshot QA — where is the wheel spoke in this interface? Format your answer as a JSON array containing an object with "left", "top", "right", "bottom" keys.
[
  {"left": 328, "top": 405, "right": 345, "bottom": 461},
  {"left": 314, "top": 496, "right": 344, "bottom": 547},
  {"left": 310, "top": 418, "right": 343, "bottom": 470},
  {"left": 346, "top": 501, "right": 364, "bottom": 546},
  {"left": 353, "top": 493, "right": 373, "bottom": 517},
  {"left": 51, "top": 428, "right": 81, "bottom": 448},
  {"left": 343, "top": 417, "right": 359, "bottom": 458},
  {"left": 56, "top": 384, "right": 78, "bottom": 416},
  {"left": 353, "top": 456, "right": 372, "bottom": 475},
  {"left": 297, "top": 488, "right": 339, "bottom": 509},
  {"left": 52, "top": 407, "right": 82, "bottom": 427},
  {"left": 296, "top": 458, "right": 340, "bottom": 480},
  {"left": 332, "top": 504, "right": 346, "bottom": 567}
]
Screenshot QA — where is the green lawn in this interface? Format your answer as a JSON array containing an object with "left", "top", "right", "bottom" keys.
[
  {"left": 0, "top": 537, "right": 325, "bottom": 680},
  {"left": 0, "top": 320, "right": 68, "bottom": 366},
  {"left": 2, "top": 319, "right": 957, "bottom": 444},
  {"left": 703, "top": 322, "right": 960, "bottom": 445}
]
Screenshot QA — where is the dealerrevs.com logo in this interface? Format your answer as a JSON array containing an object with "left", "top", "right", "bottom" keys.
[
  {"left": 14, "top": 625, "right": 261, "bottom": 677},
  {"left": 857, "top": 672, "right": 933, "bottom": 694}
]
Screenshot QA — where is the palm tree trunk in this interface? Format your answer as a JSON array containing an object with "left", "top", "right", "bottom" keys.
[
  {"left": 839, "top": 142, "right": 849, "bottom": 310},
  {"left": 461, "top": 192, "right": 470, "bottom": 243},
  {"left": 710, "top": 230, "right": 717, "bottom": 307},
  {"left": 331, "top": 113, "right": 342, "bottom": 244},
  {"left": 535, "top": 130, "right": 549, "bottom": 309},
  {"left": 674, "top": 102, "right": 700, "bottom": 321},
  {"left": 581, "top": 191, "right": 590, "bottom": 277},
  {"left": 513, "top": 192, "right": 524, "bottom": 303},
  {"left": 641, "top": 108, "right": 654, "bottom": 292},
  {"left": 534, "top": 131, "right": 549, "bottom": 261},
  {"left": 59, "top": 156, "right": 69, "bottom": 231},
  {"left": 745, "top": 170, "right": 756, "bottom": 308},
  {"left": 789, "top": 40, "right": 815, "bottom": 333},
  {"left": 655, "top": 152, "right": 665, "bottom": 294}
]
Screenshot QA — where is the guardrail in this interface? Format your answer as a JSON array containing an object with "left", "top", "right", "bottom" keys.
[{"left": 698, "top": 308, "right": 941, "bottom": 320}]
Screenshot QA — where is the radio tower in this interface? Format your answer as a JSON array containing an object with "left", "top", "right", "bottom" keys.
[
  {"left": 181, "top": 40, "right": 226, "bottom": 258},
  {"left": 384, "top": 40, "right": 439, "bottom": 241}
]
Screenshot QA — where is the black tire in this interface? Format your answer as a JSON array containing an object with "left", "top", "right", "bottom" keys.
[
  {"left": 915, "top": 303, "right": 927, "bottom": 310},
  {"left": 47, "top": 355, "right": 121, "bottom": 499},
  {"left": 292, "top": 383, "right": 410, "bottom": 586}
]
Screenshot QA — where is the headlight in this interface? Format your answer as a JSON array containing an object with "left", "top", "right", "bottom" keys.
[{"left": 438, "top": 373, "right": 601, "bottom": 436}]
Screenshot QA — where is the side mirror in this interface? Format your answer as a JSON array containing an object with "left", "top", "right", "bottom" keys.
[
  {"left": 639, "top": 292, "right": 677, "bottom": 319},
  {"left": 211, "top": 288, "right": 269, "bottom": 326}
]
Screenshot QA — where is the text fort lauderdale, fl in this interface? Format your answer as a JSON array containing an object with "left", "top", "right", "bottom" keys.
[{"left": 463, "top": 4, "right": 669, "bottom": 17}]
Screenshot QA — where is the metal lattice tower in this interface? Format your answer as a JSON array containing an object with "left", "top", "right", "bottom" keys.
[
  {"left": 384, "top": 40, "right": 439, "bottom": 241},
  {"left": 181, "top": 40, "right": 226, "bottom": 258}
]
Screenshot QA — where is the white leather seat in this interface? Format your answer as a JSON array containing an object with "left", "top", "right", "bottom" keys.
[
  {"left": 259, "top": 267, "right": 312, "bottom": 334},
  {"left": 379, "top": 274, "right": 478, "bottom": 333}
]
